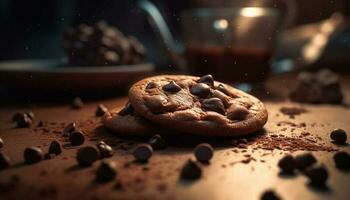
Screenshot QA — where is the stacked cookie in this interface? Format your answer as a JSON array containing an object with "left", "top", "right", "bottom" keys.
[{"left": 103, "top": 75, "right": 268, "bottom": 137}]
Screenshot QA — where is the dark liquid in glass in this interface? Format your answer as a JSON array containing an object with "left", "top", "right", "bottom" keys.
[{"left": 186, "top": 45, "right": 272, "bottom": 83}]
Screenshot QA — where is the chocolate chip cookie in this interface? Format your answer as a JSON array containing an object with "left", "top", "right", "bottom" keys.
[
  {"left": 102, "top": 103, "right": 155, "bottom": 137},
  {"left": 128, "top": 75, "right": 268, "bottom": 136}
]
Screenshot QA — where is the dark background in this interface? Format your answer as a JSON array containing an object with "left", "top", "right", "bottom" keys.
[{"left": 0, "top": 0, "right": 348, "bottom": 69}]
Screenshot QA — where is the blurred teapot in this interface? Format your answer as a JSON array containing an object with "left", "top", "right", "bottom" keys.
[{"left": 138, "top": 0, "right": 296, "bottom": 82}]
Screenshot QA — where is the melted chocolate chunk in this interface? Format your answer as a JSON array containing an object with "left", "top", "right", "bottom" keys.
[
  {"left": 217, "top": 84, "right": 230, "bottom": 95},
  {"left": 146, "top": 82, "right": 158, "bottom": 89},
  {"left": 162, "top": 81, "right": 181, "bottom": 93},
  {"left": 198, "top": 74, "right": 214, "bottom": 87},
  {"left": 202, "top": 98, "right": 225, "bottom": 115},
  {"left": 190, "top": 83, "right": 211, "bottom": 98},
  {"left": 226, "top": 105, "right": 249, "bottom": 120},
  {"left": 24, "top": 147, "right": 44, "bottom": 164},
  {"left": 76, "top": 146, "right": 100, "bottom": 166},
  {"left": 118, "top": 102, "right": 134, "bottom": 116}
]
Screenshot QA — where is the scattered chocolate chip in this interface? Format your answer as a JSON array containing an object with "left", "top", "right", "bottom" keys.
[
  {"left": 44, "top": 153, "right": 56, "bottom": 160},
  {"left": 198, "top": 74, "right": 214, "bottom": 87},
  {"left": 0, "top": 152, "right": 11, "bottom": 170},
  {"left": 146, "top": 82, "right": 158, "bottom": 89},
  {"left": 294, "top": 153, "right": 316, "bottom": 171},
  {"left": 304, "top": 164, "right": 328, "bottom": 185},
  {"left": 148, "top": 135, "right": 167, "bottom": 150},
  {"left": 96, "top": 160, "right": 117, "bottom": 182},
  {"left": 260, "top": 190, "right": 281, "bottom": 200},
  {"left": 0, "top": 137, "right": 3, "bottom": 148},
  {"left": 180, "top": 159, "right": 202, "bottom": 180},
  {"left": 333, "top": 151, "right": 350, "bottom": 170},
  {"left": 63, "top": 122, "right": 76, "bottom": 137},
  {"left": 72, "top": 97, "right": 84, "bottom": 109},
  {"left": 24, "top": 147, "right": 44, "bottom": 164},
  {"left": 227, "top": 105, "right": 249, "bottom": 120},
  {"left": 132, "top": 144, "right": 153, "bottom": 162},
  {"left": 96, "top": 141, "right": 114, "bottom": 158},
  {"left": 76, "top": 146, "right": 100, "bottom": 166},
  {"left": 48, "top": 140, "right": 62, "bottom": 155},
  {"left": 278, "top": 154, "right": 295, "bottom": 173},
  {"left": 330, "top": 128, "right": 347, "bottom": 144},
  {"left": 12, "top": 112, "right": 24, "bottom": 122},
  {"left": 190, "top": 83, "right": 211, "bottom": 98},
  {"left": 194, "top": 143, "right": 214, "bottom": 163},
  {"left": 95, "top": 104, "right": 108, "bottom": 117},
  {"left": 202, "top": 98, "right": 225, "bottom": 114},
  {"left": 217, "top": 84, "right": 230, "bottom": 95},
  {"left": 16, "top": 113, "right": 33, "bottom": 128},
  {"left": 118, "top": 102, "right": 134, "bottom": 116},
  {"left": 26, "top": 111, "right": 35, "bottom": 120},
  {"left": 69, "top": 131, "right": 85, "bottom": 146},
  {"left": 162, "top": 81, "right": 181, "bottom": 93}
]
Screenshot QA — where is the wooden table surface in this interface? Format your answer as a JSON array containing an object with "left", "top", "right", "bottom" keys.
[{"left": 0, "top": 74, "right": 349, "bottom": 200}]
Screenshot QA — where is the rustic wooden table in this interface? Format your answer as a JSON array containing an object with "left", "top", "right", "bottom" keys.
[{"left": 0, "top": 74, "right": 349, "bottom": 200}]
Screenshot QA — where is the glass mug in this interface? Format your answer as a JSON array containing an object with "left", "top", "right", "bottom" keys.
[{"left": 138, "top": 0, "right": 292, "bottom": 83}]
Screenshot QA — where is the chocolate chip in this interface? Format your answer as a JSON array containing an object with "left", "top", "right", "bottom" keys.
[
  {"left": 148, "top": 135, "right": 167, "bottom": 150},
  {"left": 180, "top": 159, "right": 202, "bottom": 180},
  {"left": 202, "top": 98, "right": 225, "bottom": 114},
  {"left": 194, "top": 143, "right": 214, "bottom": 163},
  {"left": 15, "top": 113, "right": 32, "bottom": 128},
  {"left": 96, "top": 160, "right": 117, "bottom": 182},
  {"left": 146, "top": 82, "right": 158, "bottom": 89},
  {"left": 162, "top": 81, "right": 181, "bottom": 93},
  {"left": 190, "top": 83, "right": 211, "bottom": 98},
  {"left": 0, "top": 137, "right": 3, "bottom": 148},
  {"left": 69, "top": 131, "right": 85, "bottom": 146},
  {"left": 95, "top": 104, "right": 108, "bottom": 117},
  {"left": 333, "top": 151, "right": 350, "bottom": 170},
  {"left": 118, "top": 102, "right": 134, "bottom": 116},
  {"left": 48, "top": 140, "right": 62, "bottom": 155},
  {"left": 217, "top": 84, "right": 230, "bottom": 95},
  {"left": 12, "top": 112, "right": 24, "bottom": 122},
  {"left": 260, "top": 190, "right": 281, "bottom": 200},
  {"left": 72, "top": 97, "right": 84, "bottom": 109},
  {"left": 294, "top": 153, "right": 316, "bottom": 171},
  {"left": 304, "top": 164, "right": 329, "bottom": 185},
  {"left": 44, "top": 153, "right": 56, "bottom": 160},
  {"left": 198, "top": 74, "right": 214, "bottom": 87},
  {"left": 0, "top": 152, "right": 11, "bottom": 170},
  {"left": 26, "top": 111, "right": 35, "bottom": 120},
  {"left": 97, "top": 141, "right": 114, "bottom": 158},
  {"left": 227, "top": 105, "right": 249, "bottom": 120},
  {"left": 278, "top": 154, "right": 295, "bottom": 173},
  {"left": 63, "top": 122, "right": 76, "bottom": 137},
  {"left": 76, "top": 146, "right": 100, "bottom": 166},
  {"left": 24, "top": 147, "right": 44, "bottom": 164},
  {"left": 133, "top": 144, "right": 153, "bottom": 162},
  {"left": 330, "top": 128, "right": 347, "bottom": 144}
]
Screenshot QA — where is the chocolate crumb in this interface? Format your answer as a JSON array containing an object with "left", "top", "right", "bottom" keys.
[{"left": 194, "top": 143, "right": 214, "bottom": 163}]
